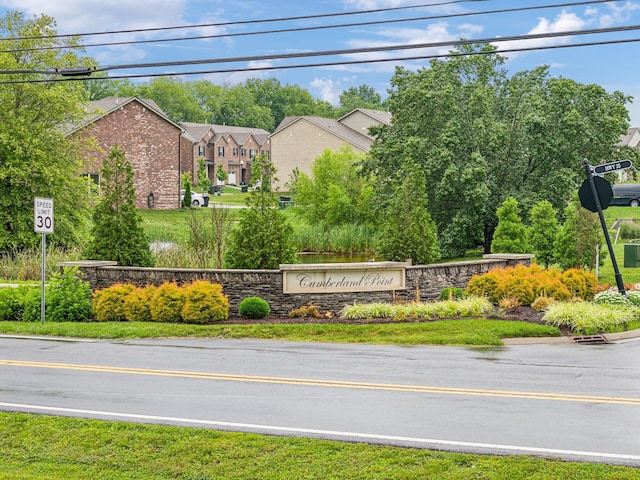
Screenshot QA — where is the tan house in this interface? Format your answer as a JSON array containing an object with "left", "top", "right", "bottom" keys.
[
  {"left": 180, "top": 122, "right": 270, "bottom": 187},
  {"left": 269, "top": 109, "right": 391, "bottom": 189},
  {"left": 67, "top": 96, "right": 184, "bottom": 210}
]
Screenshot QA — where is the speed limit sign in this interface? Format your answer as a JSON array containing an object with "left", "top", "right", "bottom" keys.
[{"left": 34, "top": 197, "right": 54, "bottom": 234}]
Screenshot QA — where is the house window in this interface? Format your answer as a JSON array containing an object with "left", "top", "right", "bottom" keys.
[
  {"left": 262, "top": 150, "right": 270, "bottom": 159},
  {"left": 198, "top": 145, "right": 205, "bottom": 156},
  {"left": 241, "top": 148, "right": 246, "bottom": 157},
  {"left": 81, "top": 173, "right": 100, "bottom": 193},
  {"left": 233, "top": 147, "right": 239, "bottom": 156},
  {"left": 249, "top": 149, "right": 257, "bottom": 159},
  {"left": 218, "top": 146, "right": 225, "bottom": 157}
]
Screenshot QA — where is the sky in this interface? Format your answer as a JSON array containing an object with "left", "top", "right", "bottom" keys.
[{"left": 3, "top": 0, "right": 640, "bottom": 124}]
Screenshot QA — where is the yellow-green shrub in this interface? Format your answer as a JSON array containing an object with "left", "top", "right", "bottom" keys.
[
  {"left": 92, "top": 283, "right": 136, "bottom": 322},
  {"left": 465, "top": 264, "right": 596, "bottom": 306},
  {"left": 181, "top": 280, "right": 229, "bottom": 323},
  {"left": 149, "top": 282, "right": 184, "bottom": 323},
  {"left": 123, "top": 285, "right": 157, "bottom": 322}
]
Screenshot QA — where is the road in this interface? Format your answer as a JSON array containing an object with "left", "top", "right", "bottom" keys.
[{"left": 1, "top": 335, "right": 639, "bottom": 466}]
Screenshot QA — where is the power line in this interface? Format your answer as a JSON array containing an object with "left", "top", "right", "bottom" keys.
[
  {"left": 1, "top": 0, "right": 488, "bottom": 42},
  {"left": 0, "top": 0, "right": 620, "bottom": 54},
  {"left": 2, "top": 33, "right": 639, "bottom": 85},
  {"left": 2, "top": 22, "right": 635, "bottom": 77}
]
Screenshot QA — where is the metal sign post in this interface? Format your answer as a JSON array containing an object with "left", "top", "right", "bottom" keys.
[
  {"left": 34, "top": 198, "right": 54, "bottom": 324},
  {"left": 582, "top": 160, "right": 625, "bottom": 295}
]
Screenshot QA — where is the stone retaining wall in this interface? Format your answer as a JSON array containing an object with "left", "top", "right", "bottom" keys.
[{"left": 60, "top": 254, "right": 532, "bottom": 316}]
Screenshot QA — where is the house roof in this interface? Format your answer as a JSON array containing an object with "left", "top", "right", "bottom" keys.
[
  {"left": 66, "top": 97, "right": 182, "bottom": 135},
  {"left": 619, "top": 127, "right": 640, "bottom": 148},
  {"left": 181, "top": 121, "right": 270, "bottom": 146},
  {"left": 337, "top": 108, "right": 392, "bottom": 126},
  {"left": 271, "top": 115, "right": 374, "bottom": 151}
]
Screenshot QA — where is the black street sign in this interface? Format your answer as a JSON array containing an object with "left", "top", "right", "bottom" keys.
[
  {"left": 578, "top": 176, "right": 613, "bottom": 212},
  {"left": 592, "top": 159, "right": 632, "bottom": 175}
]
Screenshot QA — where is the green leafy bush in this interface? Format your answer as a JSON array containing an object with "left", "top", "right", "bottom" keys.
[
  {"left": 593, "top": 290, "right": 631, "bottom": 306},
  {"left": 439, "top": 287, "right": 466, "bottom": 301},
  {"left": 92, "top": 283, "right": 136, "bottom": 322},
  {"left": 21, "top": 288, "right": 42, "bottom": 322},
  {"left": 238, "top": 296, "right": 271, "bottom": 319},
  {"left": 181, "top": 281, "right": 229, "bottom": 323},
  {"left": 123, "top": 285, "right": 157, "bottom": 322},
  {"left": 46, "top": 267, "right": 92, "bottom": 322},
  {"left": 149, "top": 282, "right": 185, "bottom": 323},
  {"left": 0, "top": 286, "right": 32, "bottom": 321}
]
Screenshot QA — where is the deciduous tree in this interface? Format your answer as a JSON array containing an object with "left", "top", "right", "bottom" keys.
[{"left": 0, "top": 12, "right": 94, "bottom": 250}]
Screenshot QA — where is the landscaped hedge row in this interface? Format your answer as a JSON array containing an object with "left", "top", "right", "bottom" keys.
[
  {"left": 466, "top": 264, "right": 597, "bottom": 306},
  {"left": 93, "top": 280, "right": 229, "bottom": 323}
]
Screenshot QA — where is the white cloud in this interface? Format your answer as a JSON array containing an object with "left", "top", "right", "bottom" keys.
[
  {"left": 492, "top": 11, "right": 587, "bottom": 58},
  {"left": 310, "top": 76, "right": 358, "bottom": 105},
  {"left": 598, "top": 1, "right": 640, "bottom": 28},
  {"left": 202, "top": 59, "right": 273, "bottom": 85}
]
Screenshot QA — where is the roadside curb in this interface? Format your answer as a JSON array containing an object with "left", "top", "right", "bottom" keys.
[{"left": 503, "top": 327, "right": 640, "bottom": 345}]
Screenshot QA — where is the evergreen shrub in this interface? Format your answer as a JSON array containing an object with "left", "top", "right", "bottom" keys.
[
  {"left": 123, "top": 285, "right": 157, "bottom": 322},
  {"left": 466, "top": 264, "right": 595, "bottom": 306},
  {"left": 181, "top": 280, "right": 229, "bottom": 323},
  {"left": 92, "top": 283, "right": 136, "bottom": 322},
  {"left": 238, "top": 296, "right": 271, "bottom": 319},
  {"left": 149, "top": 282, "right": 184, "bottom": 323}
]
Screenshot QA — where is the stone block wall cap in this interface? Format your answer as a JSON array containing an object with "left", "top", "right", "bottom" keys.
[
  {"left": 56, "top": 260, "right": 118, "bottom": 267},
  {"left": 482, "top": 254, "right": 534, "bottom": 260},
  {"left": 280, "top": 261, "right": 410, "bottom": 271}
]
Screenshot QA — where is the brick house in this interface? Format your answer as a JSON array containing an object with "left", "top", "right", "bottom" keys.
[
  {"left": 67, "top": 96, "right": 184, "bottom": 210},
  {"left": 269, "top": 109, "right": 391, "bottom": 189},
  {"left": 180, "top": 122, "right": 270, "bottom": 188}
]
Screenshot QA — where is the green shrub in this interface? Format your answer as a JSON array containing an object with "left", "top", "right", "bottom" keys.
[
  {"left": 21, "top": 288, "right": 42, "bottom": 322},
  {"left": 439, "top": 287, "right": 466, "bottom": 301},
  {"left": 626, "top": 290, "right": 640, "bottom": 306},
  {"left": 238, "top": 296, "right": 271, "bottom": 319},
  {"left": 149, "top": 282, "right": 185, "bottom": 323},
  {"left": 181, "top": 281, "right": 229, "bottom": 323},
  {"left": 0, "top": 287, "right": 32, "bottom": 321},
  {"left": 92, "top": 283, "right": 136, "bottom": 322},
  {"left": 123, "top": 285, "right": 157, "bottom": 322},
  {"left": 46, "top": 267, "right": 92, "bottom": 322}
]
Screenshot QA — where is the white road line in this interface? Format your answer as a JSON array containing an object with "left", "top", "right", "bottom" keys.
[{"left": 1, "top": 401, "right": 639, "bottom": 463}]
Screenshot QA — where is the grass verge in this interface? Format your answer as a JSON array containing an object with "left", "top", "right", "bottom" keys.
[
  {"left": 1, "top": 412, "right": 638, "bottom": 479},
  {"left": 0, "top": 319, "right": 560, "bottom": 345}
]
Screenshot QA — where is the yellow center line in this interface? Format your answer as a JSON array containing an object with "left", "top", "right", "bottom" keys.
[{"left": 2, "top": 359, "right": 639, "bottom": 406}]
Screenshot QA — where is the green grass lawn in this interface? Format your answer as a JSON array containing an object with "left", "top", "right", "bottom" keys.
[
  {"left": 1, "top": 413, "right": 637, "bottom": 479},
  {"left": 597, "top": 206, "right": 640, "bottom": 285},
  {"left": 0, "top": 319, "right": 560, "bottom": 345}
]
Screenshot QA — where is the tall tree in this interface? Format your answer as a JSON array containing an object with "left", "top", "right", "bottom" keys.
[
  {"left": 490, "top": 197, "right": 528, "bottom": 254},
  {"left": 365, "top": 43, "right": 629, "bottom": 258},
  {"left": 84, "top": 146, "right": 154, "bottom": 267},
  {"left": 0, "top": 12, "right": 94, "bottom": 251},
  {"left": 529, "top": 200, "right": 559, "bottom": 268},
  {"left": 376, "top": 162, "right": 440, "bottom": 265},
  {"left": 336, "top": 84, "right": 385, "bottom": 117},
  {"left": 224, "top": 154, "right": 297, "bottom": 269},
  {"left": 137, "top": 77, "right": 206, "bottom": 123}
]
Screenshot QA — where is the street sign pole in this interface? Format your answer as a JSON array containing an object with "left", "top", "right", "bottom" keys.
[
  {"left": 41, "top": 232, "right": 46, "bottom": 324},
  {"left": 34, "top": 197, "right": 54, "bottom": 324},
  {"left": 583, "top": 159, "right": 625, "bottom": 295}
]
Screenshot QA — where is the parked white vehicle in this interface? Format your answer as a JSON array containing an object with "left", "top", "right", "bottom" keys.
[{"left": 180, "top": 189, "right": 205, "bottom": 207}]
